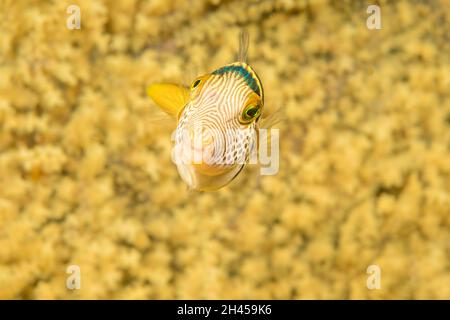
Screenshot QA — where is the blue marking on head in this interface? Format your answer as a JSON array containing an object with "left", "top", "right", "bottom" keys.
[{"left": 212, "top": 65, "right": 261, "bottom": 96}]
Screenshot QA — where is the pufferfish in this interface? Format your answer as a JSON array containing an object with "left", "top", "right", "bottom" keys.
[{"left": 147, "top": 33, "right": 276, "bottom": 191}]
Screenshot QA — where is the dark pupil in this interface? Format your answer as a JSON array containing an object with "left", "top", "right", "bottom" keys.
[
  {"left": 193, "top": 79, "right": 201, "bottom": 88},
  {"left": 246, "top": 106, "right": 258, "bottom": 118}
]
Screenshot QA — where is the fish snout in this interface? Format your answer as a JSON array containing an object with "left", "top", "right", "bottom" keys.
[
  {"left": 188, "top": 127, "right": 214, "bottom": 152},
  {"left": 175, "top": 126, "right": 231, "bottom": 176},
  {"left": 175, "top": 126, "right": 216, "bottom": 166}
]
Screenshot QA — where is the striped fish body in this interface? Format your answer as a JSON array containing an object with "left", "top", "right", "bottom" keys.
[
  {"left": 147, "top": 34, "right": 267, "bottom": 191},
  {"left": 173, "top": 62, "right": 264, "bottom": 191}
]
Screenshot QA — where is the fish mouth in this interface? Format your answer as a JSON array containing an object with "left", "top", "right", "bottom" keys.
[
  {"left": 185, "top": 150, "right": 231, "bottom": 177},
  {"left": 173, "top": 131, "right": 239, "bottom": 190},
  {"left": 176, "top": 145, "right": 213, "bottom": 164},
  {"left": 175, "top": 162, "right": 243, "bottom": 191},
  {"left": 174, "top": 140, "right": 230, "bottom": 176},
  {"left": 174, "top": 142, "right": 236, "bottom": 189}
]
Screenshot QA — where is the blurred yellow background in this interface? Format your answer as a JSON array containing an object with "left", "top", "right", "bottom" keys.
[{"left": 0, "top": 0, "right": 449, "bottom": 299}]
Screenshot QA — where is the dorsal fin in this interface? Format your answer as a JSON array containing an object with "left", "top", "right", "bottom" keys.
[
  {"left": 211, "top": 32, "right": 264, "bottom": 101},
  {"left": 238, "top": 31, "right": 249, "bottom": 63}
]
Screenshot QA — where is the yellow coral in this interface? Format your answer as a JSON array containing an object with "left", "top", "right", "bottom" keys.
[{"left": 0, "top": 0, "right": 449, "bottom": 299}]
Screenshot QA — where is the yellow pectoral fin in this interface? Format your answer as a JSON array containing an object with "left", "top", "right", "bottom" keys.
[{"left": 146, "top": 83, "right": 190, "bottom": 118}]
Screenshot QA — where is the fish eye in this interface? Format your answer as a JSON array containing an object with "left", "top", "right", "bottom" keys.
[
  {"left": 240, "top": 104, "right": 261, "bottom": 124},
  {"left": 191, "top": 79, "right": 201, "bottom": 90}
]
